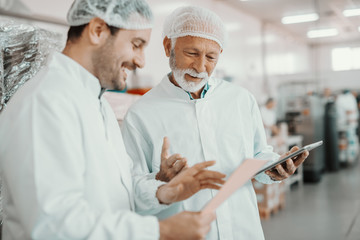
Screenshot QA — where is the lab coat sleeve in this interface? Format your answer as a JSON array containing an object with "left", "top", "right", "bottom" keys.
[
  {"left": 1, "top": 94, "right": 160, "bottom": 240},
  {"left": 122, "top": 111, "right": 170, "bottom": 215},
  {"left": 249, "top": 94, "right": 281, "bottom": 184}
]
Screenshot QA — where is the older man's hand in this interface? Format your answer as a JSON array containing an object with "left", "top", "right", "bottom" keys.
[
  {"left": 156, "top": 137, "right": 188, "bottom": 182},
  {"left": 265, "top": 146, "right": 309, "bottom": 181},
  {"left": 156, "top": 160, "right": 226, "bottom": 204}
]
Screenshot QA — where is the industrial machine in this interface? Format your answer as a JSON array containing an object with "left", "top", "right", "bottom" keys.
[{"left": 277, "top": 81, "right": 325, "bottom": 183}]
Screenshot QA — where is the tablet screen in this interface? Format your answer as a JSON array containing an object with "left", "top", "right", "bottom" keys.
[{"left": 255, "top": 140, "right": 323, "bottom": 176}]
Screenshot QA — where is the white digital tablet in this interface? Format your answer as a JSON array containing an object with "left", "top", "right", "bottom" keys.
[{"left": 255, "top": 140, "right": 323, "bottom": 176}]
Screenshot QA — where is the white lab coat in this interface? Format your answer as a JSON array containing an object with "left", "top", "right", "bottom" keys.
[
  {"left": 122, "top": 75, "right": 280, "bottom": 240},
  {"left": 0, "top": 52, "right": 165, "bottom": 240},
  {"left": 260, "top": 106, "right": 276, "bottom": 128},
  {"left": 260, "top": 106, "right": 277, "bottom": 138}
]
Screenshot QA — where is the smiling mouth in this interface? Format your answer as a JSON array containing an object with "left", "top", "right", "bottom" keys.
[
  {"left": 121, "top": 68, "right": 131, "bottom": 80},
  {"left": 185, "top": 73, "right": 203, "bottom": 81}
]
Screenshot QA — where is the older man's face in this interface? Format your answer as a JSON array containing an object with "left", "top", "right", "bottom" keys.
[{"left": 168, "top": 36, "right": 221, "bottom": 87}]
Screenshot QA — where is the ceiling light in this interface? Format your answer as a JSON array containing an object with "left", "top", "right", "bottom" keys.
[
  {"left": 152, "top": 2, "right": 190, "bottom": 15},
  {"left": 307, "top": 28, "right": 338, "bottom": 38},
  {"left": 281, "top": 13, "right": 319, "bottom": 24},
  {"left": 225, "top": 23, "right": 242, "bottom": 32},
  {"left": 343, "top": 8, "right": 360, "bottom": 17},
  {"left": 358, "top": 26, "right": 360, "bottom": 32}
]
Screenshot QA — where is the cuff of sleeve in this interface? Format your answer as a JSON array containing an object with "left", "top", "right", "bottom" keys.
[
  {"left": 133, "top": 215, "right": 160, "bottom": 240},
  {"left": 254, "top": 151, "right": 281, "bottom": 184},
  {"left": 255, "top": 171, "right": 282, "bottom": 184},
  {"left": 134, "top": 172, "right": 170, "bottom": 214}
]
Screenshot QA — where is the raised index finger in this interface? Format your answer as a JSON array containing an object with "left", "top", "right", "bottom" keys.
[{"left": 161, "top": 137, "right": 170, "bottom": 159}]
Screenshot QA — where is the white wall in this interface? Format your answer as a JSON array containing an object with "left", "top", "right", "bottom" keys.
[
  {"left": 262, "top": 23, "right": 313, "bottom": 101},
  {"left": 312, "top": 41, "right": 360, "bottom": 92},
  {"left": 210, "top": 1, "right": 265, "bottom": 100}
]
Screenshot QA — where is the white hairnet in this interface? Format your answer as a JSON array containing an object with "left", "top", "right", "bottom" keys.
[
  {"left": 163, "top": 6, "right": 226, "bottom": 49},
  {"left": 67, "top": 0, "right": 153, "bottom": 30}
]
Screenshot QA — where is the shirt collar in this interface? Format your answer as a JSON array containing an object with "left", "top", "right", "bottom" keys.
[
  {"left": 52, "top": 52, "right": 102, "bottom": 99},
  {"left": 166, "top": 72, "right": 211, "bottom": 100},
  {"left": 186, "top": 82, "right": 210, "bottom": 100}
]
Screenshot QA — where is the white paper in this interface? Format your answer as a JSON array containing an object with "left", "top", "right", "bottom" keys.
[{"left": 202, "top": 158, "right": 268, "bottom": 214}]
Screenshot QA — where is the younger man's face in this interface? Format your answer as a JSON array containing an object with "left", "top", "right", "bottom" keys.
[{"left": 93, "top": 28, "right": 151, "bottom": 91}]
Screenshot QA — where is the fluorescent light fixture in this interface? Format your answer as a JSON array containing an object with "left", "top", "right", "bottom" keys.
[
  {"left": 152, "top": 2, "right": 190, "bottom": 15},
  {"left": 307, "top": 28, "right": 338, "bottom": 38},
  {"left": 343, "top": 8, "right": 360, "bottom": 17},
  {"left": 358, "top": 26, "right": 360, "bottom": 32},
  {"left": 281, "top": 13, "right": 319, "bottom": 24},
  {"left": 225, "top": 22, "right": 241, "bottom": 32}
]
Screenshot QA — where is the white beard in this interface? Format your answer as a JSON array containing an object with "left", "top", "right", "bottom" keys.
[{"left": 172, "top": 68, "right": 209, "bottom": 93}]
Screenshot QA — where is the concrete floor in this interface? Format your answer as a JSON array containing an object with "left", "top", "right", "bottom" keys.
[{"left": 261, "top": 161, "right": 360, "bottom": 240}]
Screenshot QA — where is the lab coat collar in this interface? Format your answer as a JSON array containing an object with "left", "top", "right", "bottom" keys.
[
  {"left": 51, "top": 52, "right": 102, "bottom": 99},
  {"left": 162, "top": 73, "right": 217, "bottom": 101}
]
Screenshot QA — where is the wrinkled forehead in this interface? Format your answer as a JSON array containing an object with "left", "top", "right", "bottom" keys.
[{"left": 174, "top": 24, "right": 223, "bottom": 48}]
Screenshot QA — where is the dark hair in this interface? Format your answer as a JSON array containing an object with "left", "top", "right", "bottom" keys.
[
  {"left": 66, "top": 24, "right": 121, "bottom": 42},
  {"left": 266, "top": 97, "right": 274, "bottom": 105}
]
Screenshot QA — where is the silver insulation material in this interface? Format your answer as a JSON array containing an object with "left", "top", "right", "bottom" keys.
[
  {"left": 0, "top": 20, "right": 64, "bottom": 111},
  {"left": 0, "top": 20, "right": 65, "bottom": 225}
]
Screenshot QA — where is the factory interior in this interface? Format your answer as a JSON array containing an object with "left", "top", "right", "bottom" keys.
[{"left": 0, "top": 0, "right": 360, "bottom": 239}]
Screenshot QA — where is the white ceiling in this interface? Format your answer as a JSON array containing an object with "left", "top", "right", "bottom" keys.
[
  {"left": 1, "top": 0, "right": 360, "bottom": 45},
  {"left": 225, "top": 0, "right": 360, "bottom": 45}
]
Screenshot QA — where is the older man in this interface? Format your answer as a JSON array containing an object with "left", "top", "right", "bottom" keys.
[
  {"left": 122, "top": 6, "right": 309, "bottom": 239},
  {"left": 0, "top": 1, "right": 227, "bottom": 239}
]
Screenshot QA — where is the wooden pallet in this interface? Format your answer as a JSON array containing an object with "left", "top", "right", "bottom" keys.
[{"left": 258, "top": 201, "right": 285, "bottom": 220}]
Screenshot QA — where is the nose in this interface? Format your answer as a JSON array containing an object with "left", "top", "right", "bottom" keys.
[
  {"left": 193, "top": 55, "right": 207, "bottom": 74},
  {"left": 134, "top": 50, "right": 145, "bottom": 69}
]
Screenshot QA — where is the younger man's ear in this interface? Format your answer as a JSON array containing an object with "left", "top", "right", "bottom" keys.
[{"left": 87, "top": 17, "right": 111, "bottom": 45}]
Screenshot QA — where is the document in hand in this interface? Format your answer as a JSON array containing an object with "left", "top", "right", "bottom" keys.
[{"left": 202, "top": 158, "right": 267, "bottom": 214}]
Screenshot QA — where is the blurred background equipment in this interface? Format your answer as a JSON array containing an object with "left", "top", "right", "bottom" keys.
[
  {"left": 277, "top": 81, "right": 325, "bottom": 182},
  {"left": 335, "top": 89, "right": 359, "bottom": 166},
  {"left": 324, "top": 99, "right": 340, "bottom": 171}
]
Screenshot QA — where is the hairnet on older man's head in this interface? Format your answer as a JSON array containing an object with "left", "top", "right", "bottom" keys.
[
  {"left": 67, "top": 0, "right": 153, "bottom": 30},
  {"left": 163, "top": 6, "right": 227, "bottom": 49}
]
